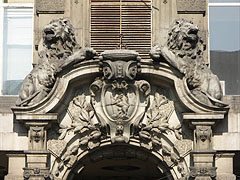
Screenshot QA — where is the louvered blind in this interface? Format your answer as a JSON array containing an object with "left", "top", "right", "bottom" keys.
[{"left": 90, "top": 0, "right": 151, "bottom": 59}]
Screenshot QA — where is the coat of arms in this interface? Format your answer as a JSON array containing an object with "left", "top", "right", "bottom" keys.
[{"left": 90, "top": 49, "right": 151, "bottom": 143}]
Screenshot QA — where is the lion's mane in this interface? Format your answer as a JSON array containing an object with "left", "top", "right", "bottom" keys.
[
  {"left": 150, "top": 19, "right": 224, "bottom": 106},
  {"left": 16, "top": 18, "right": 94, "bottom": 106}
]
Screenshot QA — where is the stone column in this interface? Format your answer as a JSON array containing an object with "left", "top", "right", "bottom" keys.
[
  {"left": 15, "top": 114, "right": 57, "bottom": 180},
  {"left": 183, "top": 113, "right": 225, "bottom": 180}
]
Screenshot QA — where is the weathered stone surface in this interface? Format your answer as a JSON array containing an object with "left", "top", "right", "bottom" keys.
[
  {"left": 36, "top": 0, "right": 64, "bottom": 14},
  {"left": 150, "top": 19, "right": 226, "bottom": 107},
  {"left": 16, "top": 18, "right": 96, "bottom": 107},
  {"left": 217, "top": 173, "right": 236, "bottom": 180},
  {"left": 177, "top": 0, "right": 206, "bottom": 13}
]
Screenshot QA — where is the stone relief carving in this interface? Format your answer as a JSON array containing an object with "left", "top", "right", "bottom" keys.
[
  {"left": 150, "top": 19, "right": 226, "bottom": 107},
  {"left": 60, "top": 93, "right": 102, "bottom": 149},
  {"left": 29, "top": 126, "right": 45, "bottom": 150},
  {"left": 177, "top": 0, "right": 206, "bottom": 13},
  {"left": 190, "top": 167, "right": 217, "bottom": 178},
  {"left": 138, "top": 92, "right": 181, "bottom": 150},
  {"left": 195, "top": 126, "right": 212, "bottom": 150},
  {"left": 51, "top": 49, "right": 190, "bottom": 178},
  {"left": 16, "top": 18, "right": 96, "bottom": 106},
  {"left": 90, "top": 49, "right": 151, "bottom": 143},
  {"left": 23, "top": 167, "right": 52, "bottom": 180}
]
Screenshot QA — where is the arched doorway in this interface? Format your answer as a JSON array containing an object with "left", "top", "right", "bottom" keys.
[{"left": 68, "top": 145, "right": 173, "bottom": 180}]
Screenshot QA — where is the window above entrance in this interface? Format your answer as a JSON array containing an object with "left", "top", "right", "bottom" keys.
[{"left": 90, "top": 0, "right": 152, "bottom": 59}]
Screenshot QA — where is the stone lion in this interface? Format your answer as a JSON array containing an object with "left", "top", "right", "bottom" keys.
[
  {"left": 150, "top": 19, "right": 224, "bottom": 106},
  {"left": 16, "top": 18, "right": 96, "bottom": 106}
]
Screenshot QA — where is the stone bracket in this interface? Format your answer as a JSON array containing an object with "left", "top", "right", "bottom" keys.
[{"left": 15, "top": 113, "right": 58, "bottom": 151}]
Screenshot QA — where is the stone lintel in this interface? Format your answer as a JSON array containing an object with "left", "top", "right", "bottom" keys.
[{"left": 6, "top": 152, "right": 25, "bottom": 158}]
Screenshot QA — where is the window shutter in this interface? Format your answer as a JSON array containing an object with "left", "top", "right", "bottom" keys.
[{"left": 90, "top": 0, "right": 151, "bottom": 59}]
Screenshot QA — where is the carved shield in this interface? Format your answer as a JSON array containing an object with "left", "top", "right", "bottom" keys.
[{"left": 102, "top": 84, "right": 138, "bottom": 122}]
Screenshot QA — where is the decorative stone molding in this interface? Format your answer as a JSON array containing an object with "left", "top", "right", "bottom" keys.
[
  {"left": 190, "top": 167, "right": 217, "bottom": 178},
  {"left": 183, "top": 113, "right": 224, "bottom": 180},
  {"left": 23, "top": 167, "right": 52, "bottom": 180}
]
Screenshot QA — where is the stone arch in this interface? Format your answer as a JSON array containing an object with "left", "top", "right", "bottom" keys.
[{"left": 49, "top": 134, "right": 190, "bottom": 180}]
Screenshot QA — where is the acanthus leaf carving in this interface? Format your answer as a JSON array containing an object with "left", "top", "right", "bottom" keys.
[
  {"left": 66, "top": 92, "right": 102, "bottom": 150},
  {"left": 138, "top": 92, "right": 181, "bottom": 149}
]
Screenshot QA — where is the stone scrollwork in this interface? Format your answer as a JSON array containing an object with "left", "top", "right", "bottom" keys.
[
  {"left": 23, "top": 167, "right": 52, "bottom": 180},
  {"left": 16, "top": 18, "right": 96, "bottom": 107},
  {"left": 150, "top": 19, "right": 226, "bottom": 107}
]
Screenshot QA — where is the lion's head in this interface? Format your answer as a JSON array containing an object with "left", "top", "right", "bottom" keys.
[
  {"left": 166, "top": 19, "right": 205, "bottom": 59},
  {"left": 39, "top": 18, "right": 80, "bottom": 61}
]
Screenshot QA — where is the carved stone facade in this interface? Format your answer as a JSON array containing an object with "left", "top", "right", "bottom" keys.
[{"left": 0, "top": 0, "right": 238, "bottom": 180}]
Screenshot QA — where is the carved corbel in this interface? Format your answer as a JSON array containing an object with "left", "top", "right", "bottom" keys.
[
  {"left": 29, "top": 126, "right": 46, "bottom": 151},
  {"left": 195, "top": 126, "right": 212, "bottom": 150},
  {"left": 14, "top": 113, "right": 58, "bottom": 151}
]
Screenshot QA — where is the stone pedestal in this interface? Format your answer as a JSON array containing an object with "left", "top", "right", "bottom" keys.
[
  {"left": 23, "top": 152, "right": 51, "bottom": 180},
  {"left": 14, "top": 113, "right": 57, "bottom": 180},
  {"left": 183, "top": 113, "right": 225, "bottom": 180}
]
